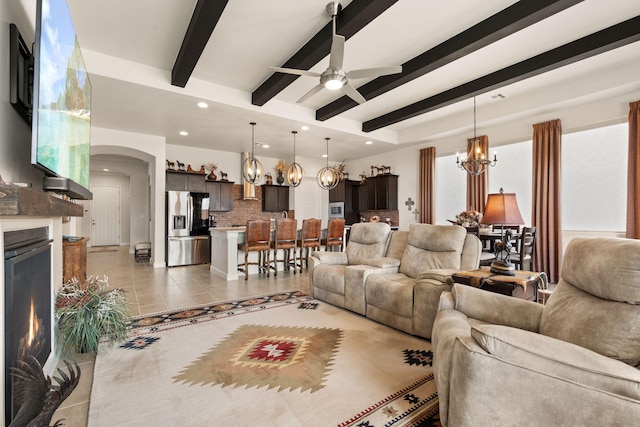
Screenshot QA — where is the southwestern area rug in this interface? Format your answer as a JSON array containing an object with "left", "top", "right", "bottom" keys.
[{"left": 88, "top": 291, "right": 440, "bottom": 426}]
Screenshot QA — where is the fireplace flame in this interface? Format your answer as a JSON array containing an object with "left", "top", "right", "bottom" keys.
[{"left": 28, "top": 299, "right": 41, "bottom": 345}]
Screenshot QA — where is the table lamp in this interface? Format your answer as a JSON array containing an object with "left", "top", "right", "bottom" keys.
[{"left": 480, "top": 188, "right": 525, "bottom": 276}]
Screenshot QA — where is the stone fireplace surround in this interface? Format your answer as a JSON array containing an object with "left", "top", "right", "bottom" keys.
[{"left": 0, "top": 183, "right": 83, "bottom": 423}]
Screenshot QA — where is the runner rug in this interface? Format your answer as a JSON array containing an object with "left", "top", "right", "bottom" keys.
[{"left": 88, "top": 290, "right": 440, "bottom": 426}]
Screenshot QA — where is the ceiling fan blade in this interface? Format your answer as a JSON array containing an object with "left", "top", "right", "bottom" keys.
[
  {"left": 329, "top": 35, "right": 345, "bottom": 70},
  {"left": 297, "top": 84, "right": 325, "bottom": 103},
  {"left": 347, "top": 66, "right": 403, "bottom": 80},
  {"left": 269, "top": 66, "right": 321, "bottom": 77},
  {"left": 341, "top": 83, "right": 366, "bottom": 104}
]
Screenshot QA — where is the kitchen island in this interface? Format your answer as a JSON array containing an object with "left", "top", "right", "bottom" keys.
[{"left": 209, "top": 226, "right": 330, "bottom": 280}]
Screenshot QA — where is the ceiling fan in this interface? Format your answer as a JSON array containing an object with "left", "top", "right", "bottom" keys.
[{"left": 270, "top": 1, "right": 402, "bottom": 104}]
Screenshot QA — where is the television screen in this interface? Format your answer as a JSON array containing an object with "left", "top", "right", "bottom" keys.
[{"left": 31, "top": 0, "right": 92, "bottom": 199}]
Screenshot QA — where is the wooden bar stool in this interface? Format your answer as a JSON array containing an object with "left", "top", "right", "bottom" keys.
[
  {"left": 296, "top": 218, "right": 321, "bottom": 273},
  {"left": 238, "top": 219, "right": 270, "bottom": 280},
  {"left": 270, "top": 218, "right": 298, "bottom": 276},
  {"left": 322, "top": 218, "right": 345, "bottom": 251}
]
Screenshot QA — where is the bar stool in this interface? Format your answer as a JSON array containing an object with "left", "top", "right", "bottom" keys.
[
  {"left": 296, "top": 218, "right": 321, "bottom": 273},
  {"left": 270, "top": 218, "right": 298, "bottom": 276},
  {"left": 322, "top": 218, "right": 345, "bottom": 252},
  {"left": 238, "top": 219, "right": 270, "bottom": 280}
]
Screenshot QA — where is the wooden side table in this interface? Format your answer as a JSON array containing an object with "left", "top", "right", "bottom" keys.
[
  {"left": 452, "top": 266, "right": 542, "bottom": 301},
  {"left": 63, "top": 236, "right": 89, "bottom": 282}
]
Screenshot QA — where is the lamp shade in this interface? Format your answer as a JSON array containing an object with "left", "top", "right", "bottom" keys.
[{"left": 480, "top": 189, "right": 524, "bottom": 225}]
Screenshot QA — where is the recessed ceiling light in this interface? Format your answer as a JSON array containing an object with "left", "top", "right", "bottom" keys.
[
  {"left": 179, "top": 131, "right": 188, "bottom": 136},
  {"left": 301, "top": 125, "right": 309, "bottom": 131},
  {"left": 103, "top": 168, "right": 109, "bottom": 172},
  {"left": 365, "top": 140, "right": 373, "bottom": 145},
  {"left": 197, "top": 101, "right": 208, "bottom": 108},
  {"left": 322, "top": 154, "right": 328, "bottom": 158},
  {"left": 262, "top": 144, "right": 270, "bottom": 149}
]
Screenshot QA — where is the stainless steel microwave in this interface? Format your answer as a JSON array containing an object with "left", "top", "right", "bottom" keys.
[{"left": 328, "top": 202, "right": 344, "bottom": 218}]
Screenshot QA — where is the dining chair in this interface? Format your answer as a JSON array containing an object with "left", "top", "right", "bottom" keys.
[
  {"left": 270, "top": 218, "right": 297, "bottom": 277},
  {"left": 296, "top": 218, "right": 321, "bottom": 273},
  {"left": 511, "top": 226, "right": 537, "bottom": 271},
  {"left": 238, "top": 219, "right": 271, "bottom": 280},
  {"left": 322, "top": 218, "right": 346, "bottom": 252}
]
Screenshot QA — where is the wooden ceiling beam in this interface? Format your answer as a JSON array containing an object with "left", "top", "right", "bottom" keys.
[
  {"left": 316, "top": 0, "right": 584, "bottom": 121},
  {"left": 251, "top": 0, "right": 398, "bottom": 107},
  {"left": 362, "top": 15, "right": 640, "bottom": 132},
  {"left": 171, "top": 0, "right": 229, "bottom": 88}
]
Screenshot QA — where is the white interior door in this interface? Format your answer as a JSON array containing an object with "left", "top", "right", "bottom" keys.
[{"left": 91, "top": 185, "right": 121, "bottom": 246}]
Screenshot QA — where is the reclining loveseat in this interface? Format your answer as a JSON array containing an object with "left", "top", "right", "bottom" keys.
[{"left": 309, "top": 222, "right": 481, "bottom": 339}]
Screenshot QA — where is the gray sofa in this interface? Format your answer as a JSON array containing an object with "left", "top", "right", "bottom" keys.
[
  {"left": 309, "top": 222, "right": 482, "bottom": 339},
  {"left": 432, "top": 237, "right": 640, "bottom": 426}
]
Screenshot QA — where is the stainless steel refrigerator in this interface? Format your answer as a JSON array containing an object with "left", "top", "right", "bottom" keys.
[{"left": 166, "top": 191, "right": 211, "bottom": 267}]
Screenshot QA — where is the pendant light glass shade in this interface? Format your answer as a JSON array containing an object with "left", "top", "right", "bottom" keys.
[
  {"left": 286, "top": 130, "right": 304, "bottom": 187},
  {"left": 316, "top": 137, "right": 339, "bottom": 190},
  {"left": 242, "top": 122, "right": 263, "bottom": 184}
]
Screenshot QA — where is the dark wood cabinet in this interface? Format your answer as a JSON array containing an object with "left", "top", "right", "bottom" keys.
[
  {"left": 63, "top": 237, "right": 88, "bottom": 282},
  {"left": 329, "top": 181, "right": 346, "bottom": 202},
  {"left": 362, "top": 175, "right": 398, "bottom": 210},
  {"left": 205, "top": 181, "right": 234, "bottom": 212},
  {"left": 262, "top": 184, "right": 289, "bottom": 212},
  {"left": 166, "top": 171, "right": 206, "bottom": 192},
  {"left": 166, "top": 171, "right": 188, "bottom": 191}
]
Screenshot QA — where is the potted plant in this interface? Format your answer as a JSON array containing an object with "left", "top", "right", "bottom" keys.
[{"left": 55, "top": 275, "right": 131, "bottom": 355}]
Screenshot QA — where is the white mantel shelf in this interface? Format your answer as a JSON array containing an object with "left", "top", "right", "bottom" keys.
[{"left": 0, "top": 183, "right": 83, "bottom": 217}]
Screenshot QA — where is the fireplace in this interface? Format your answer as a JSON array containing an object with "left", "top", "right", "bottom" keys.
[{"left": 3, "top": 227, "right": 53, "bottom": 425}]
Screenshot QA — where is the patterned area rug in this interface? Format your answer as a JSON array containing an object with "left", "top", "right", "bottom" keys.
[{"left": 89, "top": 291, "right": 440, "bottom": 426}]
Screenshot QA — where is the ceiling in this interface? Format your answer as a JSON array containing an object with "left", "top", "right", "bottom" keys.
[{"left": 59, "top": 0, "right": 640, "bottom": 162}]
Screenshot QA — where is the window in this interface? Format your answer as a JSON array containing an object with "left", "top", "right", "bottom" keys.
[
  {"left": 562, "top": 123, "right": 627, "bottom": 231},
  {"left": 489, "top": 141, "right": 532, "bottom": 225}
]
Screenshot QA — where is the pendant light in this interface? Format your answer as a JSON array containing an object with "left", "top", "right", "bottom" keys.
[
  {"left": 456, "top": 97, "right": 497, "bottom": 176},
  {"left": 242, "top": 122, "right": 263, "bottom": 184},
  {"left": 316, "top": 137, "right": 339, "bottom": 190},
  {"left": 286, "top": 130, "right": 304, "bottom": 187}
]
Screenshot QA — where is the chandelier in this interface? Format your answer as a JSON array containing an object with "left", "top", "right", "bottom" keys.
[
  {"left": 286, "top": 131, "right": 304, "bottom": 187},
  {"left": 316, "top": 137, "right": 339, "bottom": 190},
  {"left": 242, "top": 122, "right": 264, "bottom": 184},
  {"left": 456, "top": 97, "right": 497, "bottom": 176}
]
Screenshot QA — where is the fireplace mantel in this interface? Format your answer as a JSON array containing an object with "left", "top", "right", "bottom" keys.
[{"left": 0, "top": 184, "right": 83, "bottom": 217}]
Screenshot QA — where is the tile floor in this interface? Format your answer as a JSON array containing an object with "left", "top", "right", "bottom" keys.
[{"left": 52, "top": 246, "right": 311, "bottom": 426}]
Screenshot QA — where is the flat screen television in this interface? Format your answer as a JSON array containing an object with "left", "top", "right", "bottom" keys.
[{"left": 31, "top": 0, "right": 92, "bottom": 200}]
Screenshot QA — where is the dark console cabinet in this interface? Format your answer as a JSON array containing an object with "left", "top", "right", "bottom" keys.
[{"left": 262, "top": 185, "right": 289, "bottom": 212}]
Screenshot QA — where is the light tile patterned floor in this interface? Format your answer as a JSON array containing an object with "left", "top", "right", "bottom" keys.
[{"left": 53, "top": 246, "right": 311, "bottom": 426}]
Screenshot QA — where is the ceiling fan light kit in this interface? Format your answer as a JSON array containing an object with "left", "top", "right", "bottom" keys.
[
  {"left": 242, "top": 122, "right": 264, "bottom": 184},
  {"left": 269, "top": 1, "right": 402, "bottom": 105}
]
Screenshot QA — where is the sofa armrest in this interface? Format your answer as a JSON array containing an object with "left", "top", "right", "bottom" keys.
[
  {"left": 362, "top": 256, "right": 400, "bottom": 269},
  {"left": 471, "top": 324, "right": 640, "bottom": 401},
  {"left": 416, "top": 268, "right": 457, "bottom": 284},
  {"left": 452, "top": 283, "right": 543, "bottom": 332},
  {"left": 311, "top": 251, "right": 348, "bottom": 266},
  {"left": 438, "top": 290, "right": 456, "bottom": 311}
]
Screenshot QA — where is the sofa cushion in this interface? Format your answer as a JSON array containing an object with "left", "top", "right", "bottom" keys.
[
  {"left": 366, "top": 273, "right": 415, "bottom": 317},
  {"left": 560, "top": 237, "right": 640, "bottom": 303},
  {"left": 399, "top": 224, "right": 467, "bottom": 279},
  {"left": 472, "top": 324, "right": 640, "bottom": 400},
  {"left": 540, "top": 281, "right": 640, "bottom": 366},
  {"left": 312, "top": 264, "right": 346, "bottom": 295},
  {"left": 346, "top": 223, "right": 391, "bottom": 265}
]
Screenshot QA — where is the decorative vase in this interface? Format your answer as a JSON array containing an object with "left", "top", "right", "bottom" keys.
[
  {"left": 207, "top": 170, "right": 217, "bottom": 181},
  {"left": 276, "top": 171, "right": 285, "bottom": 185}
]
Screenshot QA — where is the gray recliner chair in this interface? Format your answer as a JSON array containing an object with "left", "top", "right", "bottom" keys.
[{"left": 432, "top": 237, "right": 640, "bottom": 426}]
